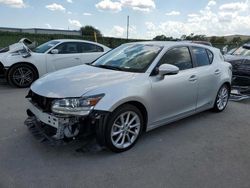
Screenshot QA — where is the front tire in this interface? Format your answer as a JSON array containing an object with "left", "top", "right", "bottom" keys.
[
  {"left": 212, "top": 84, "right": 230, "bottom": 112},
  {"left": 104, "top": 104, "right": 144, "bottom": 153},
  {"left": 8, "top": 64, "right": 37, "bottom": 88}
]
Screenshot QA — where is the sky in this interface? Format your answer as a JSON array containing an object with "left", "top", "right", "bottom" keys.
[{"left": 0, "top": 0, "right": 250, "bottom": 39}]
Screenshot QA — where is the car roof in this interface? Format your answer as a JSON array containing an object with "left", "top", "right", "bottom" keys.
[
  {"left": 51, "top": 39, "right": 110, "bottom": 48},
  {"left": 124, "top": 41, "right": 217, "bottom": 51}
]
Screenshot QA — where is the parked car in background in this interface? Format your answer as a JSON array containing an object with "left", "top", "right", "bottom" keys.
[
  {"left": 25, "top": 41, "right": 232, "bottom": 152},
  {"left": 226, "top": 48, "right": 237, "bottom": 55},
  {"left": 0, "top": 39, "right": 110, "bottom": 87},
  {"left": 224, "top": 43, "right": 250, "bottom": 86}
]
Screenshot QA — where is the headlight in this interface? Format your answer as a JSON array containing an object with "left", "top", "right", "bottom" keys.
[{"left": 51, "top": 94, "right": 104, "bottom": 116}]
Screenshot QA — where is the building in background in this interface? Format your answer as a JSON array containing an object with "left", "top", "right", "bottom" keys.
[{"left": 0, "top": 27, "right": 81, "bottom": 36}]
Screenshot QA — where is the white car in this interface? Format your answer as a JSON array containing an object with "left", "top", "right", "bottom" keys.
[{"left": 0, "top": 39, "right": 110, "bottom": 87}]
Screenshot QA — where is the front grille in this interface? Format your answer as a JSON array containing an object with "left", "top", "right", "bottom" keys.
[{"left": 27, "top": 90, "right": 54, "bottom": 112}]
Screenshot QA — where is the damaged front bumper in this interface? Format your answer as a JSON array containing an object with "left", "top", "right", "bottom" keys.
[
  {"left": 0, "top": 62, "right": 7, "bottom": 78},
  {"left": 24, "top": 101, "right": 110, "bottom": 146}
]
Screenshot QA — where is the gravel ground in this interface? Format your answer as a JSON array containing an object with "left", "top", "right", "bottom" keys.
[{"left": 0, "top": 80, "right": 250, "bottom": 188}]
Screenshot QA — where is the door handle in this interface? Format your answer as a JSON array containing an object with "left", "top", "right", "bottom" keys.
[
  {"left": 74, "top": 57, "right": 80, "bottom": 60},
  {"left": 189, "top": 75, "right": 197, "bottom": 82},
  {"left": 214, "top": 69, "right": 221, "bottom": 75}
]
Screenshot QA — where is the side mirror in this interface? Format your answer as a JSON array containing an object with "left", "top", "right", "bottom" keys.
[
  {"left": 158, "top": 64, "right": 179, "bottom": 77},
  {"left": 50, "top": 49, "right": 59, "bottom": 54}
]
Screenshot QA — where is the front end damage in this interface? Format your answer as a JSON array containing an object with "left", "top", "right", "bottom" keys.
[
  {"left": 24, "top": 91, "right": 109, "bottom": 146},
  {"left": 0, "top": 62, "right": 5, "bottom": 78}
]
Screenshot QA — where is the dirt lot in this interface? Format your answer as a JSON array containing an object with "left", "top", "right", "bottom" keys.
[{"left": 0, "top": 80, "right": 250, "bottom": 188}]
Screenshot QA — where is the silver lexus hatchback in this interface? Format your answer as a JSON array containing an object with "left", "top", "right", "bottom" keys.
[{"left": 25, "top": 41, "right": 232, "bottom": 152}]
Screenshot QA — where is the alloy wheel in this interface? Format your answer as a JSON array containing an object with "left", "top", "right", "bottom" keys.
[
  {"left": 12, "top": 67, "right": 34, "bottom": 87},
  {"left": 111, "top": 111, "right": 141, "bottom": 149},
  {"left": 216, "top": 86, "right": 229, "bottom": 110}
]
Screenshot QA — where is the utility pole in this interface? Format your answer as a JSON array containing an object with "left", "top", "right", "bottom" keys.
[{"left": 127, "top": 16, "right": 129, "bottom": 40}]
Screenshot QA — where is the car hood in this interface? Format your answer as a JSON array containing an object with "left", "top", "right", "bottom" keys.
[
  {"left": 224, "top": 54, "right": 246, "bottom": 61},
  {"left": 31, "top": 65, "right": 138, "bottom": 98}
]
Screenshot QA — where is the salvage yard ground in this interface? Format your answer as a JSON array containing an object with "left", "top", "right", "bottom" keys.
[{"left": 0, "top": 79, "right": 250, "bottom": 188}]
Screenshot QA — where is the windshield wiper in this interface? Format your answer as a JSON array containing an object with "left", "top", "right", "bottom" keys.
[{"left": 94, "top": 64, "right": 124, "bottom": 71}]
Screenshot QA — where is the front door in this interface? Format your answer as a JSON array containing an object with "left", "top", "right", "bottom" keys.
[
  {"left": 46, "top": 42, "right": 82, "bottom": 72},
  {"left": 149, "top": 46, "right": 198, "bottom": 127}
]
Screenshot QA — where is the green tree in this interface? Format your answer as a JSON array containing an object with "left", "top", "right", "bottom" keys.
[
  {"left": 153, "top": 35, "right": 173, "bottom": 41},
  {"left": 185, "top": 33, "right": 206, "bottom": 41},
  {"left": 181, "top": 35, "right": 187, "bottom": 40},
  {"left": 230, "top": 37, "right": 242, "bottom": 44},
  {"left": 210, "top": 36, "right": 217, "bottom": 44},
  {"left": 216, "top": 37, "right": 227, "bottom": 44},
  {"left": 210, "top": 36, "right": 227, "bottom": 44},
  {"left": 80, "top": 25, "right": 102, "bottom": 37}
]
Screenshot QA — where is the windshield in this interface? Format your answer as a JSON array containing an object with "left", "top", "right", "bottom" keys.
[
  {"left": 91, "top": 44, "right": 163, "bottom": 73},
  {"left": 33, "top": 41, "right": 60, "bottom": 53},
  {"left": 232, "top": 47, "right": 250, "bottom": 56}
]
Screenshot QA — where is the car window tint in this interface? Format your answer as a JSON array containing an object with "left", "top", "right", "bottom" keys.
[
  {"left": 159, "top": 47, "right": 193, "bottom": 70},
  {"left": 78, "top": 43, "right": 104, "bottom": 53},
  {"left": 192, "top": 47, "right": 210, "bottom": 67},
  {"left": 206, "top": 49, "right": 214, "bottom": 63},
  {"left": 54, "top": 42, "right": 78, "bottom": 54}
]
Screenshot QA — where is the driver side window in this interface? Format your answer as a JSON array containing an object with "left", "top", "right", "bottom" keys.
[{"left": 159, "top": 47, "right": 193, "bottom": 71}]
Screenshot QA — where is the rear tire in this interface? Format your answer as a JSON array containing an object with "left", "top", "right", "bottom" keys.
[
  {"left": 102, "top": 104, "right": 144, "bottom": 153},
  {"left": 8, "top": 64, "right": 37, "bottom": 88},
  {"left": 212, "top": 84, "right": 230, "bottom": 112}
]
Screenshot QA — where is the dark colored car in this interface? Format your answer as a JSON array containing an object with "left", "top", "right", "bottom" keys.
[{"left": 224, "top": 43, "right": 250, "bottom": 86}]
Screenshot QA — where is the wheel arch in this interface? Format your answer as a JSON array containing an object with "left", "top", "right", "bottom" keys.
[
  {"left": 114, "top": 101, "right": 148, "bottom": 132},
  {"left": 7, "top": 62, "right": 39, "bottom": 79},
  {"left": 222, "top": 81, "right": 231, "bottom": 92}
]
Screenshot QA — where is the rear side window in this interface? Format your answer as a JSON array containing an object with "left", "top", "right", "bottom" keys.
[
  {"left": 206, "top": 49, "right": 214, "bottom": 63},
  {"left": 159, "top": 47, "right": 193, "bottom": 71},
  {"left": 192, "top": 47, "right": 211, "bottom": 67},
  {"left": 78, "top": 43, "right": 104, "bottom": 53}
]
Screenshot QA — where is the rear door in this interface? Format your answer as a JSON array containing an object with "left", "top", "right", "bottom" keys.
[
  {"left": 190, "top": 46, "right": 219, "bottom": 110},
  {"left": 78, "top": 42, "right": 105, "bottom": 64},
  {"left": 149, "top": 46, "right": 198, "bottom": 126}
]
